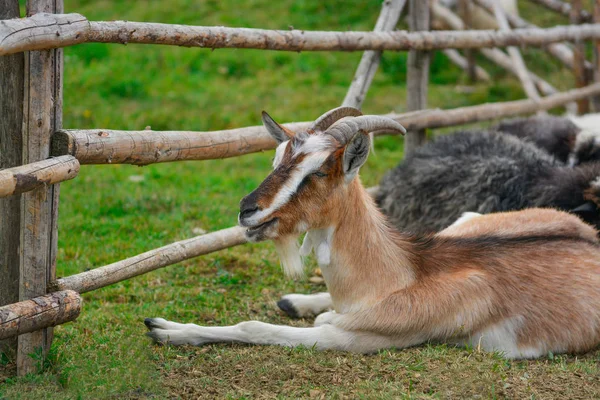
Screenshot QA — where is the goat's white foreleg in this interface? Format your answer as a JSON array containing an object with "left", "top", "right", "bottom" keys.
[
  {"left": 277, "top": 292, "right": 332, "bottom": 318},
  {"left": 144, "top": 317, "right": 394, "bottom": 353}
]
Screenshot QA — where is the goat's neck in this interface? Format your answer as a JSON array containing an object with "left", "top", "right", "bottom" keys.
[{"left": 310, "top": 179, "right": 417, "bottom": 313}]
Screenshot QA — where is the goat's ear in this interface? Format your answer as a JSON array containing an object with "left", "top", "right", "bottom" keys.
[
  {"left": 342, "top": 132, "right": 370, "bottom": 182},
  {"left": 262, "top": 111, "right": 295, "bottom": 144}
]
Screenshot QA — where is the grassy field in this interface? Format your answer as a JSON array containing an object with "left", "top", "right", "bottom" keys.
[{"left": 1, "top": 1, "right": 599, "bottom": 398}]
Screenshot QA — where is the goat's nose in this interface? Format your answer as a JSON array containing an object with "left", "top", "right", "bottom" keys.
[{"left": 239, "top": 195, "right": 260, "bottom": 219}]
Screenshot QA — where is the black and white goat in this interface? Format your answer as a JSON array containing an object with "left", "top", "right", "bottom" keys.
[
  {"left": 377, "top": 129, "right": 600, "bottom": 235},
  {"left": 495, "top": 114, "right": 600, "bottom": 166}
]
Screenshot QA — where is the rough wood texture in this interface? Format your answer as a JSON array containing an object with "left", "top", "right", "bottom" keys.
[
  {"left": 441, "top": 49, "right": 490, "bottom": 81},
  {"left": 528, "top": 0, "right": 592, "bottom": 22},
  {"left": 0, "top": 0, "right": 23, "bottom": 361},
  {"left": 0, "top": 13, "right": 88, "bottom": 55},
  {"left": 458, "top": 0, "right": 477, "bottom": 82},
  {"left": 0, "top": 156, "right": 79, "bottom": 198},
  {"left": 572, "top": 0, "right": 591, "bottom": 114},
  {"left": 52, "top": 227, "right": 247, "bottom": 294},
  {"left": 405, "top": 0, "right": 430, "bottom": 155},
  {"left": 342, "top": 0, "right": 406, "bottom": 108},
  {"left": 5, "top": 13, "right": 600, "bottom": 55},
  {"left": 430, "top": 2, "right": 572, "bottom": 110},
  {"left": 473, "top": 0, "right": 590, "bottom": 71},
  {"left": 18, "top": 0, "right": 63, "bottom": 377},
  {"left": 492, "top": 2, "right": 540, "bottom": 101},
  {"left": 398, "top": 83, "right": 600, "bottom": 130},
  {"left": 593, "top": 1, "right": 600, "bottom": 112},
  {"left": 0, "top": 291, "right": 81, "bottom": 340},
  {"left": 53, "top": 84, "right": 600, "bottom": 165}
]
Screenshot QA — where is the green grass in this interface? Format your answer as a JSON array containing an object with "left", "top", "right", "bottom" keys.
[{"left": 1, "top": 1, "right": 599, "bottom": 399}]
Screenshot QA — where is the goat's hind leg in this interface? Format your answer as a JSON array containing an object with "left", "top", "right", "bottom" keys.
[
  {"left": 277, "top": 292, "right": 332, "bottom": 318},
  {"left": 144, "top": 317, "right": 395, "bottom": 353}
]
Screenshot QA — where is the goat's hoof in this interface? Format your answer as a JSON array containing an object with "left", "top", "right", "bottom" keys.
[
  {"left": 144, "top": 317, "right": 165, "bottom": 330},
  {"left": 277, "top": 298, "right": 300, "bottom": 318}
]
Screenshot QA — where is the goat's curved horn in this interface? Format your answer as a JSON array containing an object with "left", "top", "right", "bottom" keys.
[
  {"left": 325, "top": 115, "right": 406, "bottom": 144},
  {"left": 310, "top": 106, "right": 363, "bottom": 132}
]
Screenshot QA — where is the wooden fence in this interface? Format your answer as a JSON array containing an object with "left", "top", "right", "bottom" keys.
[{"left": 2, "top": 0, "right": 600, "bottom": 376}]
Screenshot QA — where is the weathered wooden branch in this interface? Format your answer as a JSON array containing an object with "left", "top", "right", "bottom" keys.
[
  {"left": 5, "top": 13, "right": 600, "bottom": 55},
  {"left": 474, "top": 0, "right": 591, "bottom": 71},
  {"left": 430, "top": 2, "right": 572, "bottom": 110},
  {"left": 458, "top": 0, "right": 477, "bottom": 82},
  {"left": 0, "top": 13, "right": 89, "bottom": 54},
  {"left": 492, "top": 2, "right": 540, "bottom": 102},
  {"left": 342, "top": 0, "right": 406, "bottom": 108},
  {"left": 528, "top": 0, "right": 592, "bottom": 22},
  {"left": 0, "top": 290, "right": 81, "bottom": 340},
  {"left": 405, "top": 0, "right": 430, "bottom": 155},
  {"left": 0, "top": 156, "right": 79, "bottom": 198},
  {"left": 441, "top": 49, "right": 490, "bottom": 81},
  {"left": 592, "top": 0, "right": 600, "bottom": 112},
  {"left": 52, "top": 84, "right": 600, "bottom": 165},
  {"left": 572, "top": 0, "right": 591, "bottom": 114},
  {"left": 52, "top": 227, "right": 248, "bottom": 294}
]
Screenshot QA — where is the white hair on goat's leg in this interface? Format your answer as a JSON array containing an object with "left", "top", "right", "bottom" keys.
[{"left": 274, "top": 235, "right": 304, "bottom": 279}]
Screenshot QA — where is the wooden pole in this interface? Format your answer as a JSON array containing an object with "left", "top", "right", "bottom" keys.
[
  {"left": 405, "top": 0, "right": 430, "bottom": 155},
  {"left": 51, "top": 83, "right": 600, "bottom": 166},
  {"left": 342, "top": 0, "right": 406, "bottom": 109},
  {"left": 592, "top": 0, "right": 600, "bottom": 112},
  {"left": 0, "top": 0, "right": 23, "bottom": 363},
  {"left": 528, "top": 0, "right": 592, "bottom": 22},
  {"left": 441, "top": 49, "right": 490, "bottom": 81},
  {"left": 571, "top": 0, "right": 590, "bottom": 114},
  {"left": 17, "top": 0, "right": 64, "bottom": 377},
  {"left": 52, "top": 227, "right": 247, "bottom": 294},
  {"left": 473, "top": 0, "right": 591, "bottom": 72},
  {"left": 458, "top": 0, "right": 477, "bottom": 82},
  {"left": 0, "top": 156, "right": 79, "bottom": 198},
  {"left": 429, "top": 2, "right": 574, "bottom": 111},
  {"left": 492, "top": 2, "right": 541, "bottom": 102},
  {"left": 0, "top": 291, "right": 82, "bottom": 340},
  {"left": 5, "top": 14, "right": 600, "bottom": 55}
]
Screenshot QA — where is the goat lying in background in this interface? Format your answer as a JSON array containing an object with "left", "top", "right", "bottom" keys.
[
  {"left": 145, "top": 107, "right": 600, "bottom": 359},
  {"left": 377, "top": 130, "right": 600, "bottom": 235},
  {"left": 495, "top": 114, "right": 600, "bottom": 166}
]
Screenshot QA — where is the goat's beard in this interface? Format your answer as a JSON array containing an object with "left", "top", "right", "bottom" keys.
[{"left": 274, "top": 235, "right": 305, "bottom": 280}]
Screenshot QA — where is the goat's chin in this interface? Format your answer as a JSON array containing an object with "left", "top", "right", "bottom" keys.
[{"left": 273, "top": 235, "right": 305, "bottom": 280}]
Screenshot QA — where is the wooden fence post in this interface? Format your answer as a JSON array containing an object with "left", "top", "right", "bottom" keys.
[
  {"left": 17, "top": 0, "right": 63, "bottom": 376},
  {"left": 592, "top": 0, "right": 600, "bottom": 112},
  {"left": 571, "top": 0, "right": 590, "bottom": 114},
  {"left": 458, "top": 0, "right": 477, "bottom": 82},
  {"left": 0, "top": 0, "right": 24, "bottom": 363},
  {"left": 405, "top": 0, "right": 430, "bottom": 155}
]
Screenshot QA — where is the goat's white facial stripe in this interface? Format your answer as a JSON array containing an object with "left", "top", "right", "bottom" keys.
[
  {"left": 273, "top": 141, "right": 289, "bottom": 168},
  {"left": 248, "top": 152, "right": 330, "bottom": 225},
  {"left": 295, "top": 135, "right": 332, "bottom": 155}
]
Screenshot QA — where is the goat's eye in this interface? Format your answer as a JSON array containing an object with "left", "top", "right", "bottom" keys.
[{"left": 313, "top": 171, "right": 327, "bottom": 178}]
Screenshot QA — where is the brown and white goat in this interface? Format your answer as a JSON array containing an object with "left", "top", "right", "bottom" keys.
[{"left": 145, "top": 107, "right": 600, "bottom": 359}]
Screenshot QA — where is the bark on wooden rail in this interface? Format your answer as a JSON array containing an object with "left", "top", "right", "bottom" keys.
[
  {"left": 0, "top": 290, "right": 81, "bottom": 340},
  {"left": 53, "top": 83, "right": 600, "bottom": 166},
  {"left": 51, "top": 227, "right": 247, "bottom": 294},
  {"left": 0, "top": 155, "right": 79, "bottom": 198},
  {"left": 5, "top": 13, "right": 600, "bottom": 55}
]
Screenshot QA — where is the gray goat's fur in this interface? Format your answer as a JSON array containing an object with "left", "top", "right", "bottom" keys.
[
  {"left": 376, "top": 130, "right": 600, "bottom": 234},
  {"left": 494, "top": 115, "right": 600, "bottom": 166}
]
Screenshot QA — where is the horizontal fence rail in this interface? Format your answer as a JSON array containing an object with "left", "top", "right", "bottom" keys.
[
  {"left": 52, "top": 82, "right": 600, "bottom": 165},
  {"left": 5, "top": 13, "right": 600, "bottom": 55},
  {"left": 0, "top": 155, "right": 79, "bottom": 197},
  {"left": 0, "top": 290, "right": 82, "bottom": 340},
  {"left": 51, "top": 227, "right": 247, "bottom": 294}
]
